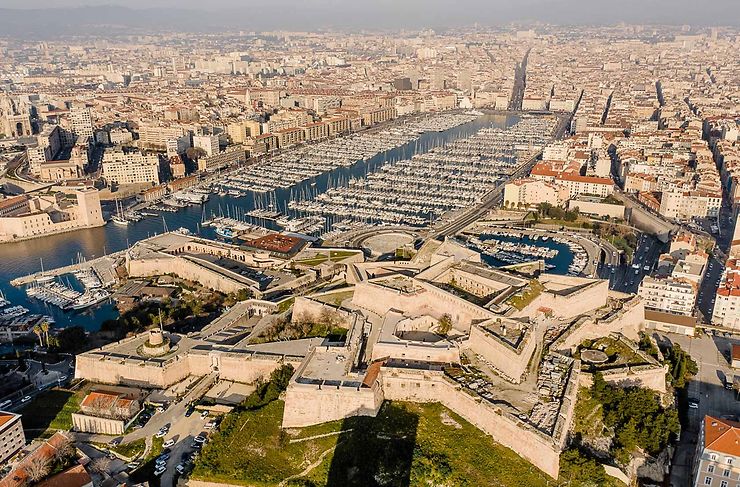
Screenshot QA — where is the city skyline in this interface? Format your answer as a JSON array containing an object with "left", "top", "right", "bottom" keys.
[
  {"left": 0, "top": 0, "right": 737, "bottom": 38},
  {"left": 0, "top": 14, "right": 737, "bottom": 487}
]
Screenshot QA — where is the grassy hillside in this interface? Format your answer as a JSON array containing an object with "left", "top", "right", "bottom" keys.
[{"left": 191, "top": 400, "right": 555, "bottom": 487}]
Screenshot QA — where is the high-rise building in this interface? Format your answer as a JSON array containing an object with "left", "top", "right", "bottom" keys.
[
  {"left": 69, "top": 104, "right": 94, "bottom": 142},
  {"left": 193, "top": 134, "right": 219, "bottom": 157}
]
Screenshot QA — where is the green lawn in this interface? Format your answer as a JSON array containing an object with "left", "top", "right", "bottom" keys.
[
  {"left": 20, "top": 388, "right": 84, "bottom": 439},
  {"left": 314, "top": 290, "right": 355, "bottom": 305},
  {"left": 114, "top": 438, "right": 146, "bottom": 459},
  {"left": 296, "top": 250, "right": 358, "bottom": 266},
  {"left": 277, "top": 297, "right": 295, "bottom": 313},
  {"left": 128, "top": 436, "right": 164, "bottom": 486},
  {"left": 191, "top": 400, "right": 555, "bottom": 487},
  {"left": 507, "top": 279, "right": 544, "bottom": 311}
]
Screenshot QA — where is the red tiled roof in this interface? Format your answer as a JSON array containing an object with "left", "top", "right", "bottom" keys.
[
  {"left": 704, "top": 416, "right": 740, "bottom": 456},
  {"left": 36, "top": 465, "right": 91, "bottom": 487}
]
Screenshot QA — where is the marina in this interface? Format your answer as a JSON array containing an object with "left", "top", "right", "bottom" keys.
[
  {"left": 0, "top": 112, "right": 519, "bottom": 337},
  {"left": 471, "top": 230, "right": 592, "bottom": 276},
  {"left": 289, "top": 116, "right": 556, "bottom": 226}
]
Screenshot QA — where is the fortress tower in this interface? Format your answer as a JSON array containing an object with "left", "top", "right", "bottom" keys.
[{"left": 75, "top": 188, "right": 105, "bottom": 228}]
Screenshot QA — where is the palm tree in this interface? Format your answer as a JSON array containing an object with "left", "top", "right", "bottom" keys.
[
  {"left": 32, "top": 324, "right": 43, "bottom": 347},
  {"left": 40, "top": 321, "right": 50, "bottom": 347}
]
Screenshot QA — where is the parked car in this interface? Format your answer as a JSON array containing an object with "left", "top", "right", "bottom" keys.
[
  {"left": 20, "top": 396, "right": 31, "bottom": 403},
  {"left": 200, "top": 410, "right": 209, "bottom": 419},
  {"left": 163, "top": 439, "right": 175, "bottom": 448},
  {"left": 154, "top": 465, "right": 166, "bottom": 476},
  {"left": 193, "top": 435, "right": 206, "bottom": 444},
  {"left": 185, "top": 406, "right": 195, "bottom": 417}
]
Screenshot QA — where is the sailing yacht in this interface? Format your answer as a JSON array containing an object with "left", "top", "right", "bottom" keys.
[
  {"left": 111, "top": 199, "right": 129, "bottom": 226},
  {"left": 35, "top": 257, "right": 55, "bottom": 284}
]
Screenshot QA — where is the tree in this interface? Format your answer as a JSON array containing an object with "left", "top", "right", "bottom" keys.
[
  {"left": 559, "top": 448, "right": 610, "bottom": 485},
  {"left": 437, "top": 314, "right": 453, "bottom": 335},
  {"left": 537, "top": 202, "right": 553, "bottom": 216},
  {"left": 25, "top": 455, "right": 50, "bottom": 483},
  {"left": 53, "top": 435, "right": 76, "bottom": 464},
  {"left": 55, "top": 326, "right": 88, "bottom": 354},
  {"left": 186, "top": 147, "right": 207, "bottom": 161},
  {"left": 32, "top": 324, "right": 43, "bottom": 347},
  {"left": 40, "top": 321, "right": 50, "bottom": 347},
  {"left": 89, "top": 456, "right": 112, "bottom": 475}
]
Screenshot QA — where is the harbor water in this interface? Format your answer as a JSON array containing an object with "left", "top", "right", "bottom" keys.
[
  {"left": 0, "top": 113, "right": 519, "bottom": 336},
  {"left": 478, "top": 234, "right": 576, "bottom": 275}
]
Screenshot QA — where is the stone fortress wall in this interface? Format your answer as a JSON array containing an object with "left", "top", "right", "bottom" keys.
[
  {"left": 127, "top": 255, "right": 246, "bottom": 294},
  {"left": 381, "top": 366, "right": 570, "bottom": 479}
]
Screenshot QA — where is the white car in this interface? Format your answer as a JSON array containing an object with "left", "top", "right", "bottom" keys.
[
  {"left": 154, "top": 466, "right": 166, "bottom": 476},
  {"left": 155, "top": 428, "right": 168, "bottom": 438},
  {"left": 200, "top": 410, "right": 209, "bottom": 419},
  {"left": 163, "top": 439, "right": 175, "bottom": 448},
  {"left": 193, "top": 435, "right": 206, "bottom": 444},
  {"left": 20, "top": 396, "right": 31, "bottom": 403}
]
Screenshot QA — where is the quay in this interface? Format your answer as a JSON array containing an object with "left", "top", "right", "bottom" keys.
[{"left": 10, "top": 252, "right": 124, "bottom": 287}]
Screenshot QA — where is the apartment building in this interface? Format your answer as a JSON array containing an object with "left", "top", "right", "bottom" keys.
[
  {"left": 193, "top": 134, "right": 219, "bottom": 157},
  {"left": 712, "top": 259, "right": 740, "bottom": 331},
  {"left": 276, "top": 127, "right": 306, "bottom": 149},
  {"left": 503, "top": 178, "right": 568, "bottom": 208},
  {"left": 102, "top": 147, "right": 160, "bottom": 185},
  {"left": 197, "top": 146, "right": 246, "bottom": 172},
  {"left": 692, "top": 416, "right": 740, "bottom": 487},
  {"left": 166, "top": 134, "right": 191, "bottom": 158},
  {"left": 69, "top": 104, "right": 94, "bottom": 142},
  {"left": 137, "top": 124, "right": 187, "bottom": 149},
  {"left": 638, "top": 277, "right": 697, "bottom": 316},
  {"left": 557, "top": 174, "right": 614, "bottom": 198},
  {"left": 659, "top": 190, "right": 721, "bottom": 221},
  {"left": 0, "top": 412, "right": 25, "bottom": 464}
]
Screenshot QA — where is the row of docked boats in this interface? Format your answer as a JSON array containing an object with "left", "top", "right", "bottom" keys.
[
  {"left": 26, "top": 267, "right": 111, "bottom": 311},
  {"left": 218, "top": 113, "right": 478, "bottom": 195},
  {"left": 289, "top": 117, "right": 557, "bottom": 227}
]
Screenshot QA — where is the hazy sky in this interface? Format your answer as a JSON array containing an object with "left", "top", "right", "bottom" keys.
[{"left": 0, "top": 0, "right": 737, "bottom": 29}]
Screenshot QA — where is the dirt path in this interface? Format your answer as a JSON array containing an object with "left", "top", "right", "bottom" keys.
[{"left": 278, "top": 444, "right": 338, "bottom": 487}]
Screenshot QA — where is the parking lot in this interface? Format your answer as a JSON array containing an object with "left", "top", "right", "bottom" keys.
[{"left": 651, "top": 331, "right": 739, "bottom": 487}]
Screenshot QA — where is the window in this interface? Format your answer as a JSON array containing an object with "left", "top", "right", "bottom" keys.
[
  {"left": 709, "top": 465, "right": 715, "bottom": 473},
  {"left": 719, "top": 481, "right": 727, "bottom": 487},
  {"left": 704, "top": 477, "right": 712, "bottom": 485},
  {"left": 727, "top": 458, "right": 734, "bottom": 465},
  {"left": 723, "top": 470, "right": 730, "bottom": 477}
]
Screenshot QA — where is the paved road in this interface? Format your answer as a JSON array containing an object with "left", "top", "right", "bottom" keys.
[
  {"left": 430, "top": 149, "right": 544, "bottom": 239},
  {"left": 124, "top": 373, "right": 216, "bottom": 444},
  {"left": 159, "top": 411, "right": 213, "bottom": 487},
  {"left": 603, "top": 233, "right": 665, "bottom": 294},
  {"left": 649, "top": 332, "right": 739, "bottom": 487},
  {"left": 0, "top": 356, "right": 74, "bottom": 411},
  {"left": 508, "top": 49, "right": 530, "bottom": 111}
]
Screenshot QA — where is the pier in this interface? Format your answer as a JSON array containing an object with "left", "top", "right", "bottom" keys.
[{"left": 10, "top": 252, "right": 124, "bottom": 287}]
